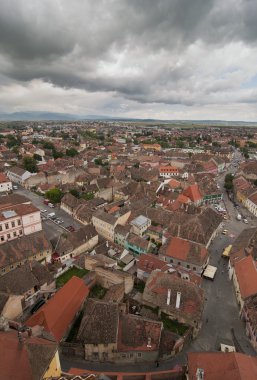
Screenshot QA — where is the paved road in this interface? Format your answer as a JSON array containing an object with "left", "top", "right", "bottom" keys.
[{"left": 15, "top": 188, "right": 82, "bottom": 241}]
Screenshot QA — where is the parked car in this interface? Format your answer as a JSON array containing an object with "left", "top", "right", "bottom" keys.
[
  {"left": 48, "top": 203, "right": 55, "bottom": 208},
  {"left": 222, "top": 229, "right": 228, "bottom": 235},
  {"left": 13, "top": 185, "right": 18, "bottom": 190},
  {"left": 66, "top": 225, "right": 75, "bottom": 232},
  {"left": 40, "top": 209, "right": 47, "bottom": 213},
  {"left": 243, "top": 219, "right": 248, "bottom": 224},
  {"left": 30, "top": 298, "right": 45, "bottom": 314}
]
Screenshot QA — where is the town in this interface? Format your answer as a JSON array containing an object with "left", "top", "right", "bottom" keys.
[{"left": 0, "top": 120, "right": 256, "bottom": 379}]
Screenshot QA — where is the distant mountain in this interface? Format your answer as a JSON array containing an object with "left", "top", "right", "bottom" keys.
[{"left": 0, "top": 111, "right": 256, "bottom": 126}]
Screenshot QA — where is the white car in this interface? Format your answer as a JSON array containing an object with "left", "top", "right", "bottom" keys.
[
  {"left": 243, "top": 219, "right": 248, "bottom": 224},
  {"left": 40, "top": 209, "right": 47, "bottom": 213}
]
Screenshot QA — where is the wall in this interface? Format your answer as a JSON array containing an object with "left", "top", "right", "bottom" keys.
[
  {"left": 0, "top": 181, "right": 12, "bottom": 193},
  {"left": 43, "top": 350, "right": 62, "bottom": 379},
  {"left": 22, "top": 211, "right": 42, "bottom": 236},
  {"left": 73, "top": 235, "right": 99, "bottom": 257},
  {"left": 84, "top": 342, "right": 117, "bottom": 361},
  {"left": 1, "top": 295, "right": 23, "bottom": 319}
]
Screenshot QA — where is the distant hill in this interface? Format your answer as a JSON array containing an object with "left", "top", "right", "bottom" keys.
[{"left": 0, "top": 111, "right": 256, "bottom": 126}]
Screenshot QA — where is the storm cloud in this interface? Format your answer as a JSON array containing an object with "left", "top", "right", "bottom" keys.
[{"left": 0, "top": 0, "right": 257, "bottom": 120}]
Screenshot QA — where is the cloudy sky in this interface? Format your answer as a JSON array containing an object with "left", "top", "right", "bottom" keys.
[{"left": 1, "top": 0, "right": 257, "bottom": 120}]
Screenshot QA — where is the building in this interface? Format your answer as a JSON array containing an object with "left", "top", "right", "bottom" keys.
[
  {"left": 232, "top": 255, "right": 257, "bottom": 312},
  {"left": 53, "top": 226, "right": 98, "bottom": 262},
  {"left": 159, "top": 165, "right": 179, "bottom": 179},
  {"left": 6, "top": 166, "right": 33, "bottom": 185},
  {"left": 95, "top": 266, "right": 134, "bottom": 294},
  {"left": 245, "top": 191, "right": 257, "bottom": 217},
  {"left": 137, "top": 254, "right": 169, "bottom": 281},
  {"left": 77, "top": 299, "right": 119, "bottom": 362},
  {"left": 159, "top": 237, "right": 209, "bottom": 275},
  {"left": 26, "top": 276, "right": 89, "bottom": 342},
  {"left": 0, "top": 230, "right": 52, "bottom": 276},
  {"left": 0, "top": 203, "right": 42, "bottom": 244},
  {"left": 125, "top": 233, "right": 151, "bottom": 255},
  {"left": 130, "top": 215, "right": 151, "bottom": 237},
  {"left": 92, "top": 209, "right": 131, "bottom": 242},
  {"left": 0, "top": 261, "right": 54, "bottom": 318},
  {"left": 117, "top": 314, "right": 163, "bottom": 363},
  {"left": 187, "top": 351, "right": 257, "bottom": 380},
  {"left": 114, "top": 224, "right": 130, "bottom": 246},
  {"left": 142, "top": 271, "right": 204, "bottom": 337},
  {"left": 0, "top": 172, "right": 12, "bottom": 193},
  {"left": 0, "top": 330, "right": 61, "bottom": 380},
  {"left": 60, "top": 193, "right": 81, "bottom": 216},
  {"left": 242, "top": 295, "right": 257, "bottom": 352}
]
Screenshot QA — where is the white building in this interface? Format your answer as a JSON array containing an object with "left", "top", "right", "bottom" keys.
[
  {"left": 130, "top": 215, "right": 151, "bottom": 237},
  {"left": 6, "top": 167, "right": 33, "bottom": 185}
]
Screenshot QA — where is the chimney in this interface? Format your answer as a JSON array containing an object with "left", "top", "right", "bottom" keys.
[
  {"left": 17, "top": 331, "right": 24, "bottom": 345},
  {"left": 196, "top": 368, "right": 204, "bottom": 380},
  {"left": 175, "top": 292, "right": 181, "bottom": 309},
  {"left": 167, "top": 289, "right": 171, "bottom": 305}
]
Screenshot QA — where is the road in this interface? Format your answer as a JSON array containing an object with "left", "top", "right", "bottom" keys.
[{"left": 15, "top": 188, "right": 82, "bottom": 242}]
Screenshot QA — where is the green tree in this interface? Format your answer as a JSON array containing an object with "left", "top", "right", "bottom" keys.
[
  {"left": 23, "top": 156, "right": 38, "bottom": 173},
  {"left": 69, "top": 189, "right": 80, "bottom": 198},
  {"left": 45, "top": 188, "right": 63, "bottom": 204},
  {"left": 33, "top": 153, "right": 42, "bottom": 161},
  {"left": 81, "top": 192, "right": 94, "bottom": 200},
  {"left": 66, "top": 148, "right": 78, "bottom": 157},
  {"left": 224, "top": 173, "right": 234, "bottom": 191}
]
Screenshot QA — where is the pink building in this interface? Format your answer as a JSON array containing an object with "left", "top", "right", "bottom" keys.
[{"left": 0, "top": 203, "right": 41, "bottom": 244}]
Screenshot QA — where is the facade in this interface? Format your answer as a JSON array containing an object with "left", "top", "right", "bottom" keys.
[
  {"left": 0, "top": 172, "right": 12, "bottom": 193},
  {"left": 159, "top": 165, "right": 179, "bottom": 179},
  {"left": 125, "top": 233, "right": 151, "bottom": 255},
  {"left": 159, "top": 237, "right": 209, "bottom": 275},
  {"left": 92, "top": 209, "right": 131, "bottom": 242},
  {"left": 6, "top": 166, "right": 32, "bottom": 185},
  {"left": 245, "top": 192, "right": 257, "bottom": 217},
  {"left": 95, "top": 266, "right": 134, "bottom": 294}
]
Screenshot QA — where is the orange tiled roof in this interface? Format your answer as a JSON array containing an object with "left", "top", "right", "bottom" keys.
[
  {"left": 234, "top": 256, "right": 257, "bottom": 299},
  {"left": 183, "top": 184, "right": 202, "bottom": 202},
  {"left": 26, "top": 276, "right": 89, "bottom": 341},
  {"left": 187, "top": 352, "right": 257, "bottom": 380}
]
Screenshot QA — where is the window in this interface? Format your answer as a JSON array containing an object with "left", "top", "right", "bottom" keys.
[
  {"left": 11, "top": 221, "right": 15, "bottom": 228},
  {"left": 18, "top": 220, "right": 21, "bottom": 226},
  {"left": 0, "top": 225, "right": 2, "bottom": 231},
  {"left": 187, "top": 265, "right": 190, "bottom": 268},
  {"left": 2, "top": 268, "right": 5, "bottom": 273},
  {"left": 137, "top": 353, "right": 142, "bottom": 357},
  {"left": 13, "top": 232, "right": 17, "bottom": 237},
  {"left": 1, "top": 237, "right": 4, "bottom": 242},
  {"left": 178, "top": 262, "right": 181, "bottom": 265},
  {"left": 5, "top": 223, "right": 9, "bottom": 229},
  {"left": 193, "top": 267, "right": 196, "bottom": 271},
  {"left": 7, "top": 234, "right": 10, "bottom": 239},
  {"left": 19, "top": 230, "right": 22, "bottom": 235}
]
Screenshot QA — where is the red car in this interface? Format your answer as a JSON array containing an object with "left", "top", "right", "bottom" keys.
[
  {"left": 66, "top": 225, "right": 75, "bottom": 232},
  {"left": 44, "top": 199, "right": 50, "bottom": 205}
]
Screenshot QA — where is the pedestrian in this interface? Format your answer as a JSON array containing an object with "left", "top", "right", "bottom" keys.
[{"left": 155, "top": 360, "right": 159, "bottom": 367}]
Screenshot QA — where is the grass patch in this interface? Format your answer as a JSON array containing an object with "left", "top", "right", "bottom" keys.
[
  {"left": 66, "top": 311, "right": 83, "bottom": 342},
  {"left": 89, "top": 284, "right": 107, "bottom": 299},
  {"left": 161, "top": 312, "right": 188, "bottom": 336},
  {"left": 56, "top": 267, "right": 89, "bottom": 288},
  {"left": 133, "top": 279, "right": 145, "bottom": 293}
]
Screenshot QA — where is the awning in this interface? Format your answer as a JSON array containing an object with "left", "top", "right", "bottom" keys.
[{"left": 203, "top": 265, "right": 217, "bottom": 279}]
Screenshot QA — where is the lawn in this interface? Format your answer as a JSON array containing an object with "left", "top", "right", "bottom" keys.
[
  {"left": 56, "top": 267, "right": 89, "bottom": 288},
  {"left": 133, "top": 279, "right": 145, "bottom": 293},
  {"left": 161, "top": 312, "right": 188, "bottom": 336}
]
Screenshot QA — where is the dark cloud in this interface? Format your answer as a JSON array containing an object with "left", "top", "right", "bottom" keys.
[{"left": 0, "top": 0, "right": 257, "bottom": 119}]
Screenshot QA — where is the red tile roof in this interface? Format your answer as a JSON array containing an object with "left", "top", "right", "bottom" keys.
[
  {"left": 137, "top": 254, "right": 168, "bottom": 273},
  {"left": 0, "top": 330, "right": 57, "bottom": 380},
  {"left": 26, "top": 276, "right": 89, "bottom": 341},
  {"left": 183, "top": 184, "right": 202, "bottom": 202},
  {"left": 162, "top": 236, "right": 208, "bottom": 266},
  {"left": 0, "top": 172, "right": 9, "bottom": 183},
  {"left": 234, "top": 256, "right": 257, "bottom": 299},
  {"left": 187, "top": 352, "right": 257, "bottom": 380}
]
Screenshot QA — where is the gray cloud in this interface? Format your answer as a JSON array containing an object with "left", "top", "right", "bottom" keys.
[{"left": 0, "top": 0, "right": 257, "bottom": 119}]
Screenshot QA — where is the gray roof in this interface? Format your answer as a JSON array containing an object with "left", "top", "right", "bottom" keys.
[{"left": 77, "top": 299, "right": 119, "bottom": 344}]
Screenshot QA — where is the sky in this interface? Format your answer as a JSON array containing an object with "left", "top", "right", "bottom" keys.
[{"left": 1, "top": 0, "right": 257, "bottom": 121}]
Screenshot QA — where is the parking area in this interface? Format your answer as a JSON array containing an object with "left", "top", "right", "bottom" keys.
[{"left": 15, "top": 188, "right": 82, "bottom": 241}]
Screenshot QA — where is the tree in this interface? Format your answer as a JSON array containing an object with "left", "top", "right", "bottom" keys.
[
  {"left": 81, "top": 192, "right": 94, "bottom": 200},
  {"left": 45, "top": 188, "right": 63, "bottom": 204},
  {"left": 66, "top": 148, "right": 78, "bottom": 157},
  {"left": 23, "top": 156, "right": 38, "bottom": 173},
  {"left": 224, "top": 173, "right": 234, "bottom": 191},
  {"left": 33, "top": 153, "right": 42, "bottom": 161},
  {"left": 69, "top": 189, "right": 80, "bottom": 198},
  {"left": 94, "top": 158, "right": 103, "bottom": 166}
]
